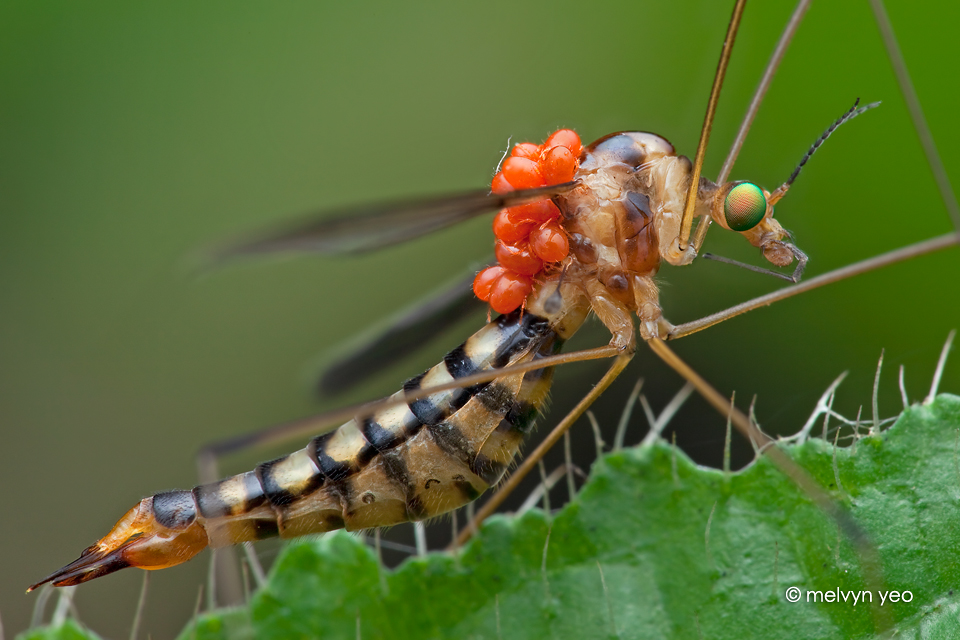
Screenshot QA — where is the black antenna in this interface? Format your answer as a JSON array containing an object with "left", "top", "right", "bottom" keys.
[{"left": 785, "top": 99, "right": 881, "bottom": 188}]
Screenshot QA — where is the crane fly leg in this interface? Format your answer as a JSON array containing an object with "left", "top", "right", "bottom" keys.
[{"left": 647, "top": 338, "right": 892, "bottom": 633}]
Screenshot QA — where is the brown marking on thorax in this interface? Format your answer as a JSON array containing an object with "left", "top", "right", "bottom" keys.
[{"left": 558, "top": 131, "right": 695, "bottom": 309}]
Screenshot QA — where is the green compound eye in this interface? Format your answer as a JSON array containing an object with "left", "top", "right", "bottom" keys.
[{"left": 723, "top": 182, "right": 767, "bottom": 231}]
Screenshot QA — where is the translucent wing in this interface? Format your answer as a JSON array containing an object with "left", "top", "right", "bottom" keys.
[
  {"left": 315, "top": 264, "right": 489, "bottom": 396},
  {"left": 204, "top": 182, "right": 577, "bottom": 264}
]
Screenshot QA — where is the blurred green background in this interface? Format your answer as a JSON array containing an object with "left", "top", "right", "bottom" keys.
[{"left": 2, "top": 1, "right": 958, "bottom": 638}]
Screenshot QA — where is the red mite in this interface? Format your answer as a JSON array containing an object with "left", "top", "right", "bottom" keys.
[{"left": 473, "top": 129, "right": 581, "bottom": 314}]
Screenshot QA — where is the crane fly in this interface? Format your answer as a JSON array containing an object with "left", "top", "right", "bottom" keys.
[{"left": 21, "top": 0, "right": 959, "bottom": 634}]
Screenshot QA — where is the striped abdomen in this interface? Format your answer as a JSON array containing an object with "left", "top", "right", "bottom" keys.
[{"left": 191, "top": 306, "right": 574, "bottom": 547}]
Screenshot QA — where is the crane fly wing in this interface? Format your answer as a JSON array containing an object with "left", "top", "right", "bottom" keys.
[
  {"left": 316, "top": 264, "right": 490, "bottom": 396},
  {"left": 203, "top": 182, "right": 577, "bottom": 264}
]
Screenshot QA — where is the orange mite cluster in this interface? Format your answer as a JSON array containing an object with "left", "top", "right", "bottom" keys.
[{"left": 474, "top": 129, "right": 582, "bottom": 314}]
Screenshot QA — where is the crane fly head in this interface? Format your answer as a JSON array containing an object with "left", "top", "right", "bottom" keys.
[
  {"left": 701, "top": 177, "right": 797, "bottom": 269},
  {"left": 705, "top": 100, "right": 880, "bottom": 270}
]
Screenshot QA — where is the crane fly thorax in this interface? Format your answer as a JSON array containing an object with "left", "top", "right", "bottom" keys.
[
  {"left": 558, "top": 132, "right": 694, "bottom": 313},
  {"left": 478, "top": 129, "right": 797, "bottom": 347}
]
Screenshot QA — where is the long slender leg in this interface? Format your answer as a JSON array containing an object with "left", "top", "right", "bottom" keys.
[
  {"left": 869, "top": 0, "right": 960, "bottom": 235},
  {"left": 715, "top": 0, "right": 812, "bottom": 186},
  {"left": 692, "top": 0, "right": 813, "bottom": 253},
  {"left": 669, "top": 233, "right": 959, "bottom": 340},
  {"left": 647, "top": 338, "right": 891, "bottom": 633},
  {"left": 677, "top": 0, "right": 747, "bottom": 253}
]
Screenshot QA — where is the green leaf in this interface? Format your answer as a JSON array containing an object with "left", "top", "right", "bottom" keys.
[{"left": 172, "top": 394, "right": 960, "bottom": 640}]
